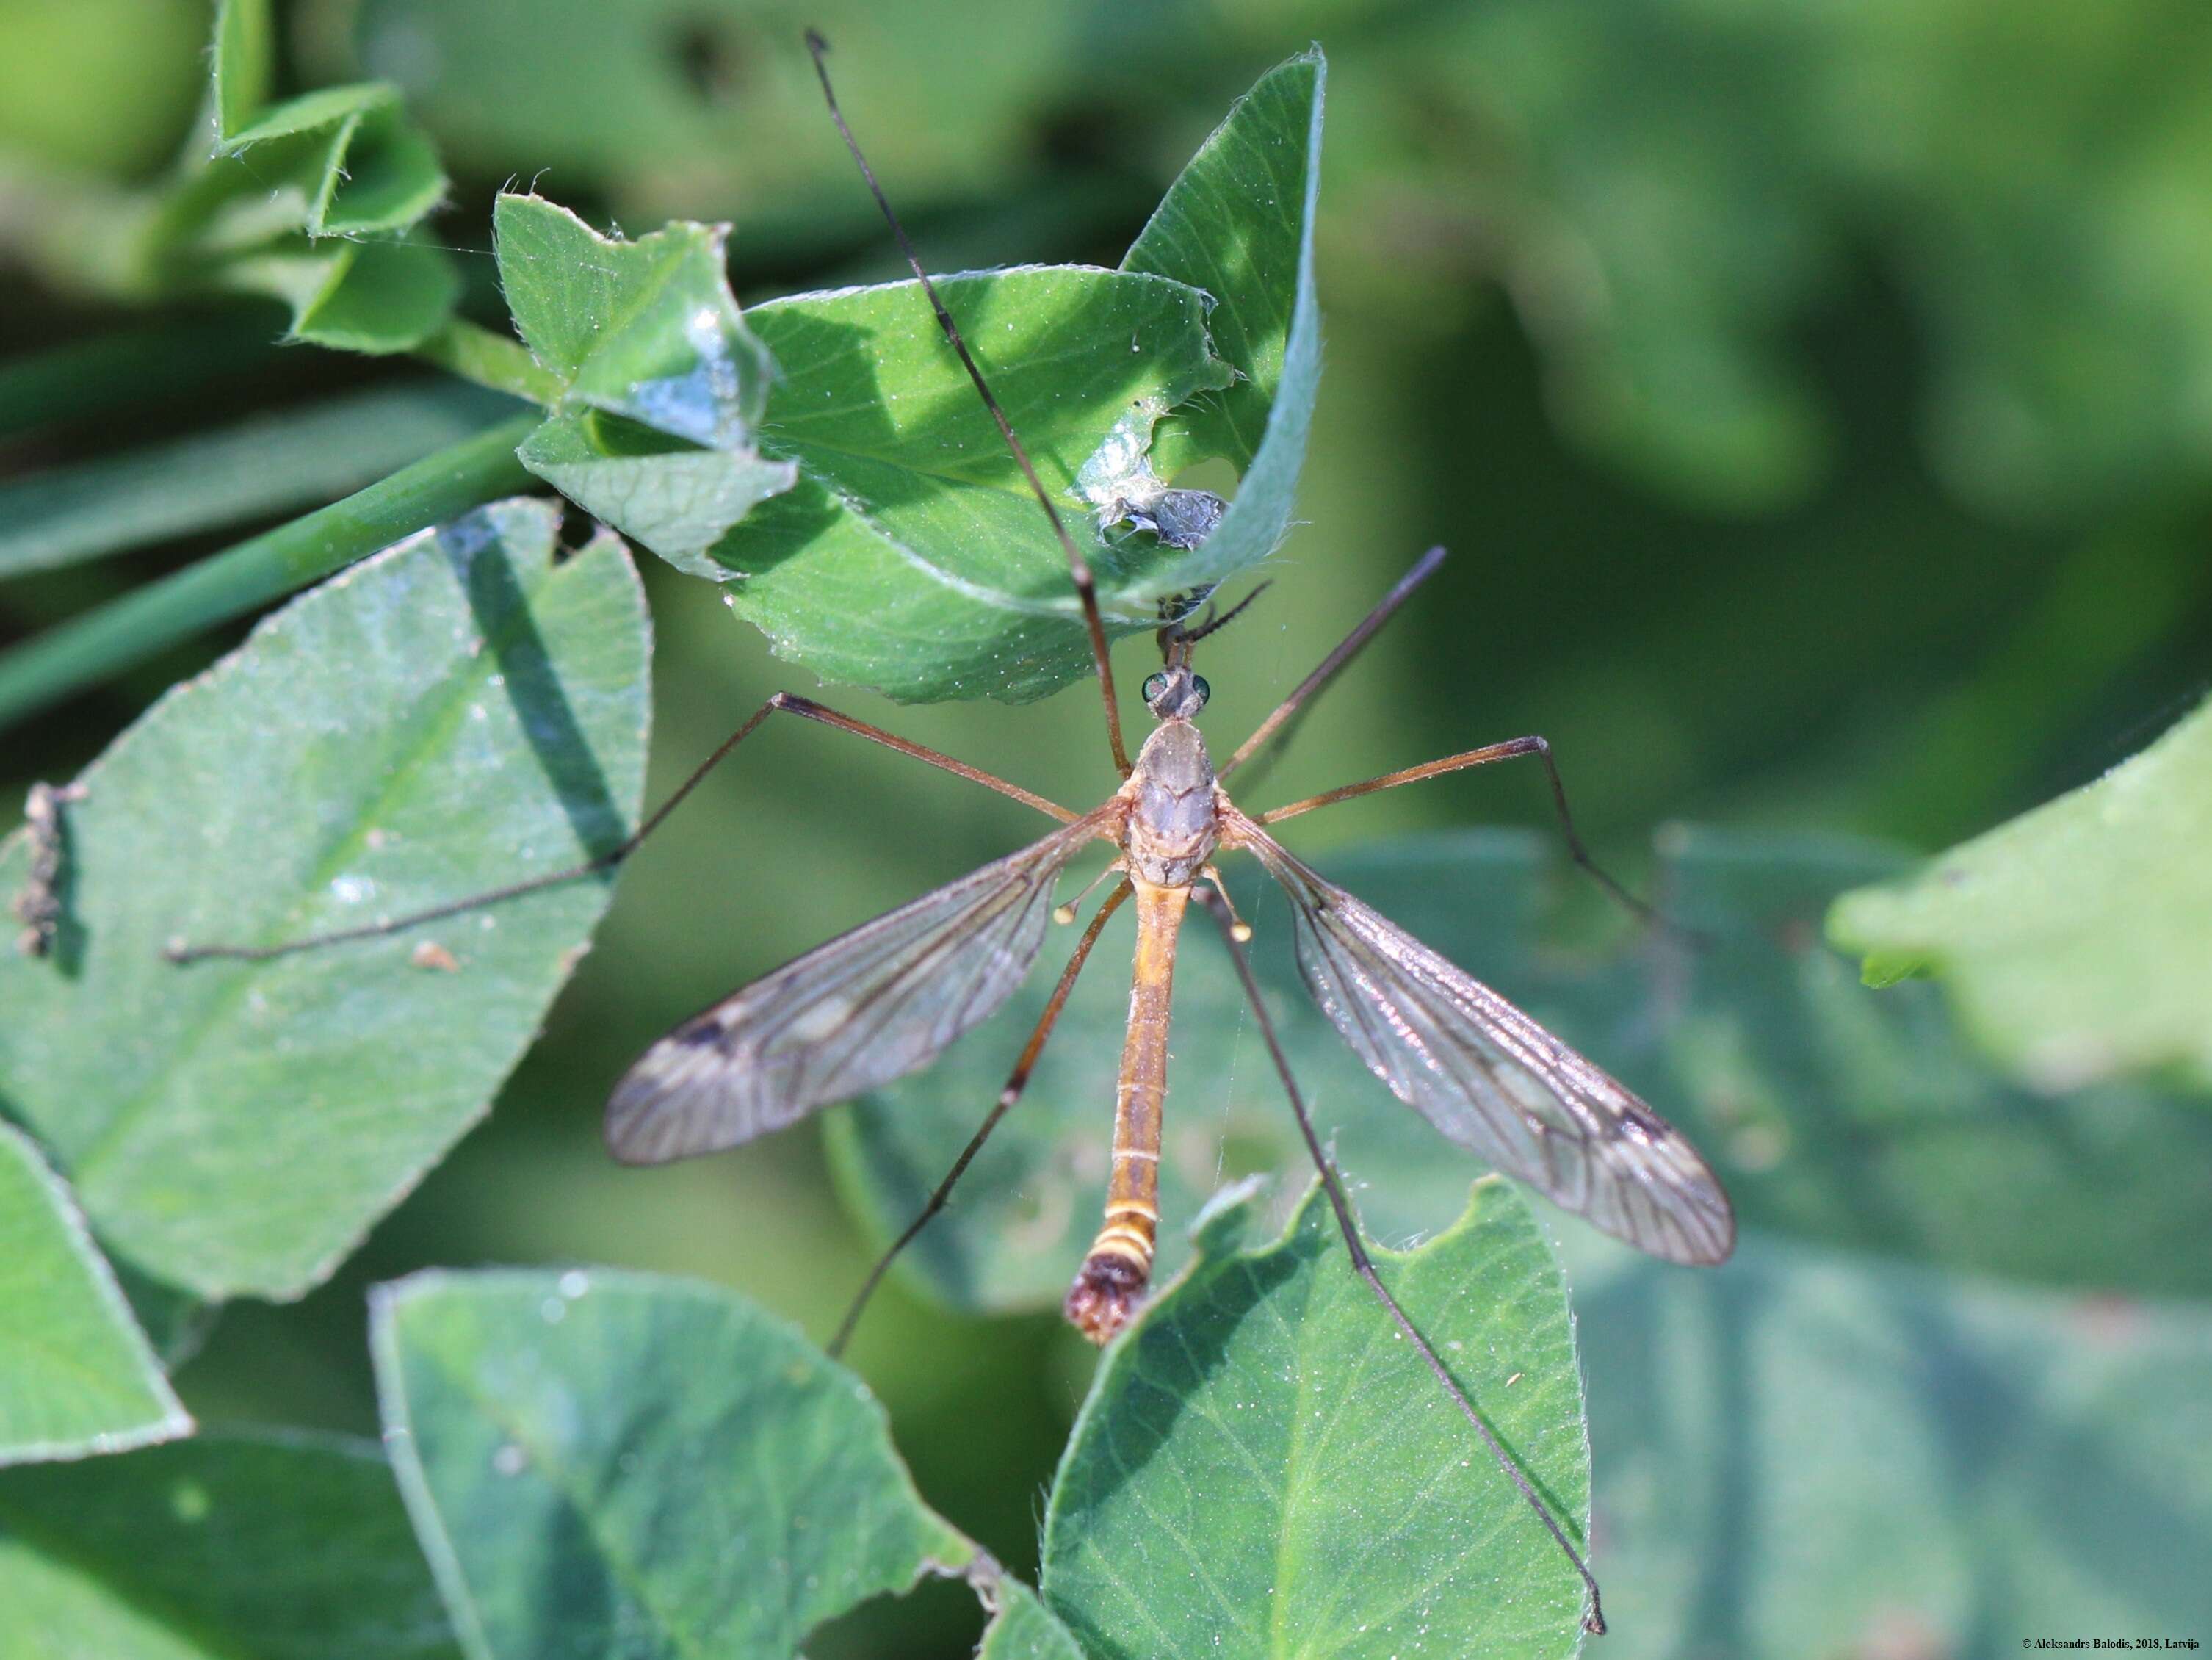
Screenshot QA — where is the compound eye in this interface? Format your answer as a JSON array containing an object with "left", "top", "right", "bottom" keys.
[
  {"left": 1190, "top": 674, "right": 1210, "bottom": 709},
  {"left": 1142, "top": 671, "right": 1169, "bottom": 703}
]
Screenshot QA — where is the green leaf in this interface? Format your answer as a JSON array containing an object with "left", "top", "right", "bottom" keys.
[
  {"left": 211, "top": 0, "right": 272, "bottom": 140},
  {"left": 513, "top": 411, "right": 798, "bottom": 582},
  {"left": 67, "top": 0, "right": 461, "bottom": 353},
  {"left": 494, "top": 195, "right": 775, "bottom": 449},
  {"left": 1569, "top": 1230, "right": 2212, "bottom": 1656},
  {"left": 0, "top": 1430, "right": 461, "bottom": 1658},
  {"left": 206, "top": 0, "right": 447, "bottom": 235},
  {"left": 510, "top": 245, "right": 1235, "bottom": 701},
  {"left": 1829, "top": 694, "right": 2212, "bottom": 1094},
  {"left": 0, "top": 1122, "right": 189, "bottom": 1465},
  {"left": 1041, "top": 1180, "right": 1592, "bottom": 1658},
  {"left": 489, "top": 54, "right": 1321, "bottom": 707},
  {"left": 1118, "top": 49, "right": 1326, "bottom": 598},
  {"left": 370, "top": 1268, "right": 973, "bottom": 1660},
  {"left": 284, "top": 237, "right": 465, "bottom": 356},
  {"left": 831, "top": 827, "right": 2212, "bottom": 1309},
  {"left": 0, "top": 499, "right": 648, "bottom": 1300},
  {"left": 976, "top": 1576, "right": 1089, "bottom": 1660},
  {"left": 218, "top": 239, "right": 460, "bottom": 358},
  {"left": 719, "top": 264, "right": 1233, "bottom": 701},
  {"left": 493, "top": 192, "right": 800, "bottom": 577},
  {"left": 1632, "top": 829, "right": 2212, "bottom": 1296},
  {"left": 0, "top": 383, "right": 524, "bottom": 580}
]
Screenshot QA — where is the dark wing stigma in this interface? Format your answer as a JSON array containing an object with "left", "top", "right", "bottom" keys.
[{"left": 607, "top": 812, "right": 1108, "bottom": 1164}]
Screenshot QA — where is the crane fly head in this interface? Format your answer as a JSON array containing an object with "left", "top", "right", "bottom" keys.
[
  {"left": 1141, "top": 663, "right": 1209, "bottom": 721},
  {"left": 1143, "top": 580, "right": 1272, "bottom": 722}
]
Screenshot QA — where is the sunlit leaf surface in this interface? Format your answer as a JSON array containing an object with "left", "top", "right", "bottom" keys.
[
  {"left": 489, "top": 54, "right": 1326, "bottom": 707},
  {"left": 1120, "top": 50, "right": 1325, "bottom": 600},
  {"left": 0, "top": 499, "right": 648, "bottom": 1300},
  {"left": 1041, "top": 1181, "right": 1592, "bottom": 1659},
  {"left": 726, "top": 264, "right": 1232, "bottom": 701}
]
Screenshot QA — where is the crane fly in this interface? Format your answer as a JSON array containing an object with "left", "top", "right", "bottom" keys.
[{"left": 167, "top": 32, "right": 1737, "bottom": 1634}]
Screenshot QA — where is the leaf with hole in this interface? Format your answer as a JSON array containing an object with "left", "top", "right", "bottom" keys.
[
  {"left": 0, "top": 498, "right": 649, "bottom": 1301},
  {"left": 721, "top": 262, "right": 1233, "bottom": 701},
  {"left": 496, "top": 52, "right": 1327, "bottom": 706},
  {"left": 1116, "top": 48, "right": 1326, "bottom": 600}
]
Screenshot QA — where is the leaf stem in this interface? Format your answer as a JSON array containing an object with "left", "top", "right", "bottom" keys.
[
  {"left": 411, "top": 319, "right": 563, "bottom": 407},
  {"left": 0, "top": 414, "right": 539, "bottom": 733}
]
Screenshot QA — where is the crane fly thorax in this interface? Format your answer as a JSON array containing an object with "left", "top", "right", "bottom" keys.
[{"left": 1121, "top": 718, "right": 1219, "bottom": 888}]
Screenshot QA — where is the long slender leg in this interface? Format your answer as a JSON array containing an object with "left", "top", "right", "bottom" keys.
[
  {"left": 1259, "top": 733, "right": 1656, "bottom": 925},
  {"left": 828, "top": 880, "right": 1132, "bottom": 1359},
  {"left": 1192, "top": 885, "right": 1608, "bottom": 1636},
  {"left": 806, "top": 32, "right": 1133, "bottom": 779},
  {"left": 166, "top": 691, "right": 1077, "bottom": 964},
  {"left": 1219, "top": 546, "right": 1447, "bottom": 779}
]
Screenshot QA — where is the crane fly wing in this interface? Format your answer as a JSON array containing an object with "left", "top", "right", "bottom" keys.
[
  {"left": 1237, "top": 820, "right": 1735, "bottom": 1266},
  {"left": 607, "top": 812, "right": 1109, "bottom": 1164}
]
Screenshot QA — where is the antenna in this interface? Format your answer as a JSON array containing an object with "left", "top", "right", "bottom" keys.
[{"left": 805, "top": 30, "right": 1134, "bottom": 778}]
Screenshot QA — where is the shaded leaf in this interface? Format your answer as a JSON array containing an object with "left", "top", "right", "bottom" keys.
[
  {"left": 831, "top": 828, "right": 2212, "bottom": 1308},
  {"left": 370, "top": 1267, "right": 973, "bottom": 1660},
  {"left": 1566, "top": 1227, "right": 2212, "bottom": 1658},
  {"left": 1041, "top": 1180, "right": 1592, "bottom": 1658},
  {"left": 274, "top": 237, "right": 463, "bottom": 356},
  {"left": 0, "top": 1430, "right": 460, "bottom": 1659},
  {"left": 515, "top": 412, "right": 796, "bottom": 581},
  {"left": 0, "top": 499, "right": 649, "bottom": 1300},
  {"left": 0, "top": 1122, "right": 189, "bottom": 1465},
  {"left": 0, "top": 383, "right": 524, "bottom": 580},
  {"left": 1829, "top": 693, "right": 2212, "bottom": 1094}
]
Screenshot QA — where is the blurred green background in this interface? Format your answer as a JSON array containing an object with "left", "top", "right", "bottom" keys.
[{"left": 4, "top": 1, "right": 2211, "bottom": 1656}]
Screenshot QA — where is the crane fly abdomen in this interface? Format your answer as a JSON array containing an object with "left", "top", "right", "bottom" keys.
[
  {"left": 1064, "top": 709, "right": 1222, "bottom": 1341},
  {"left": 1066, "top": 876, "right": 1189, "bottom": 1342}
]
